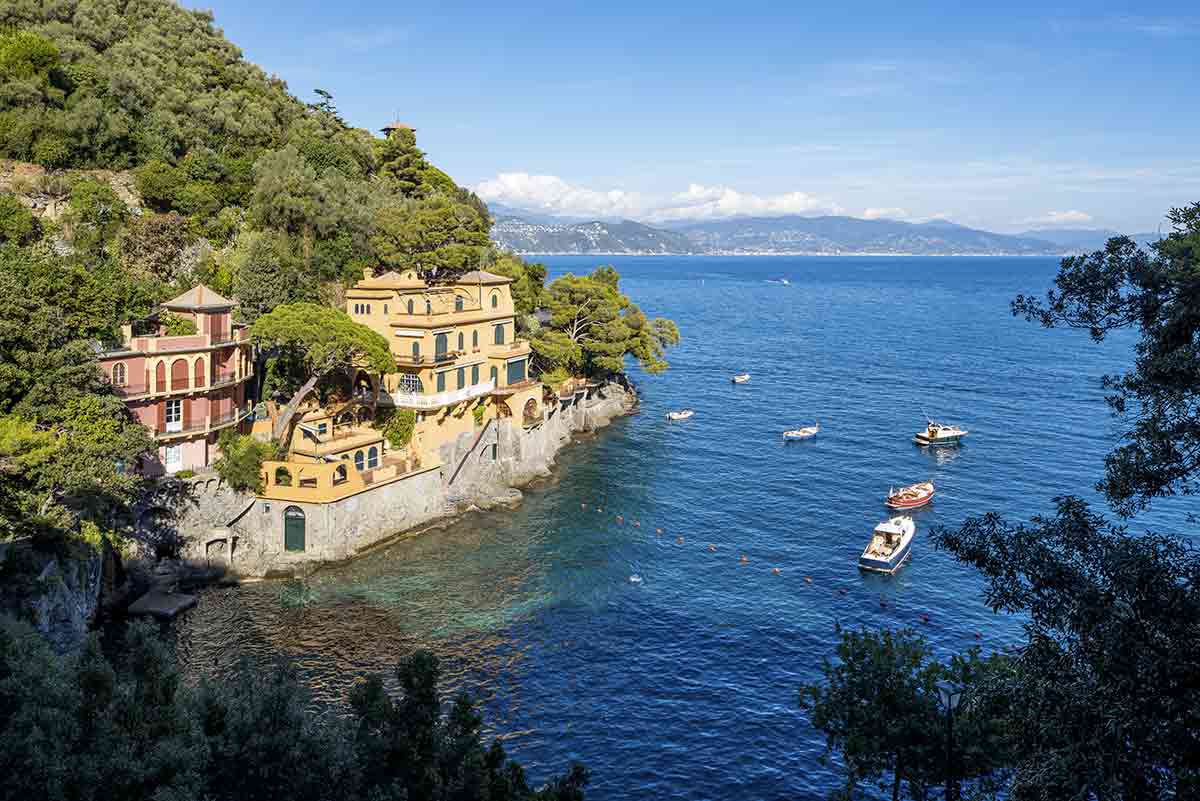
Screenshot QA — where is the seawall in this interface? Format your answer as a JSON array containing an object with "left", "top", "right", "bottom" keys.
[{"left": 156, "top": 380, "right": 636, "bottom": 578}]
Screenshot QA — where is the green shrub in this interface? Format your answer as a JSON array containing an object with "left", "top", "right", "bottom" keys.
[
  {"left": 213, "top": 430, "right": 274, "bottom": 493},
  {"left": 0, "top": 195, "right": 38, "bottom": 244},
  {"left": 32, "top": 134, "right": 72, "bottom": 169},
  {"left": 162, "top": 312, "right": 197, "bottom": 336},
  {"left": 375, "top": 407, "right": 415, "bottom": 448},
  {"left": 173, "top": 469, "right": 195, "bottom": 480},
  {"left": 472, "top": 404, "right": 485, "bottom": 426}
]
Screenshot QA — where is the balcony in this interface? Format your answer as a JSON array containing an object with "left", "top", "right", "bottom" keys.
[
  {"left": 154, "top": 404, "right": 253, "bottom": 440},
  {"left": 389, "top": 380, "right": 495, "bottom": 409},
  {"left": 394, "top": 350, "right": 463, "bottom": 367}
]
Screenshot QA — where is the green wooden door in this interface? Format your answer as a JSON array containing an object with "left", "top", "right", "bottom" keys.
[{"left": 284, "top": 506, "right": 305, "bottom": 552}]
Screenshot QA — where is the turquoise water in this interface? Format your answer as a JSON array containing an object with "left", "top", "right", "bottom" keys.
[{"left": 172, "top": 256, "right": 1192, "bottom": 799}]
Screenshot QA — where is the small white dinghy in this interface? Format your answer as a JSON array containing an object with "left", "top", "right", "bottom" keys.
[
  {"left": 731, "top": 373, "right": 750, "bottom": 384},
  {"left": 859, "top": 516, "right": 916, "bottom": 574},
  {"left": 783, "top": 424, "right": 819, "bottom": 440},
  {"left": 666, "top": 409, "right": 695, "bottom": 421}
]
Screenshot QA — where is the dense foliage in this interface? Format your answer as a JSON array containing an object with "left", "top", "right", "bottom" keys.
[
  {"left": 531, "top": 266, "right": 680, "bottom": 377},
  {"left": 212, "top": 429, "right": 275, "bottom": 493},
  {"left": 0, "top": 617, "right": 588, "bottom": 801},
  {"left": 376, "top": 407, "right": 417, "bottom": 449}
]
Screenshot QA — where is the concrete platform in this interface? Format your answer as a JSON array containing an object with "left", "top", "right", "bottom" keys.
[{"left": 128, "top": 591, "right": 198, "bottom": 619}]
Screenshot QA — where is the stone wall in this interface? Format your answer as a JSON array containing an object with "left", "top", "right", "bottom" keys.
[{"left": 167, "top": 380, "right": 637, "bottom": 577}]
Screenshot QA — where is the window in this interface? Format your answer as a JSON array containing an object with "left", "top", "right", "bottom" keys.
[
  {"left": 455, "top": 296, "right": 464, "bottom": 312},
  {"left": 317, "top": 423, "right": 328, "bottom": 436},
  {"left": 112, "top": 363, "right": 127, "bottom": 386},
  {"left": 426, "top": 300, "right": 432, "bottom": 314},
  {"left": 284, "top": 506, "right": 305, "bottom": 552},
  {"left": 490, "top": 366, "right": 498, "bottom": 385},
  {"left": 494, "top": 324, "right": 505, "bottom": 345},
  {"left": 165, "top": 399, "right": 182, "bottom": 432},
  {"left": 368, "top": 446, "right": 379, "bottom": 468},
  {"left": 472, "top": 330, "right": 479, "bottom": 349},
  {"left": 471, "top": 364, "right": 479, "bottom": 385},
  {"left": 407, "top": 299, "right": 414, "bottom": 314},
  {"left": 384, "top": 304, "right": 388, "bottom": 315},
  {"left": 434, "top": 333, "right": 448, "bottom": 358},
  {"left": 457, "top": 332, "right": 464, "bottom": 351},
  {"left": 457, "top": 367, "right": 465, "bottom": 389},
  {"left": 164, "top": 444, "right": 182, "bottom": 471},
  {"left": 412, "top": 341, "right": 421, "bottom": 361},
  {"left": 436, "top": 372, "right": 446, "bottom": 392},
  {"left": 489, "top": 444, "right": 498, "bottom": 460},
  {"left": 353, "top": 303, "right": 360, "bottom": 314},
  {"left": 354, "top": 451, "right": 365, "bottom": 471},
  {"left": 333, "top": 464, "right": 348, "bottom": 485},
  {"left": 507, "top": 358, "right": 527, "bottom": 385},
  {"left": 274, "top": 466, "right": 292, "bottom": 486},
  {"left": 491, "top": 292, "right": 499, "bottom": 308},
  {"left": 400, "top": 374, "right": 423, "bottom": 393}
]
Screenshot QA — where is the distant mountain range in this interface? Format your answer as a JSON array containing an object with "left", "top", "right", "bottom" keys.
[{"left": 490, "top": 211, "right": 1158, "bottom": 257}]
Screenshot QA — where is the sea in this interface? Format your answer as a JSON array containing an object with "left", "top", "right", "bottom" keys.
[{"left": 167, "top": 256, "right": 1194, "bottom": 800}]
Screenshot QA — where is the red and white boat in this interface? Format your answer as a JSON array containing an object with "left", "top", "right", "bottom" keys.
[{"left": 885, "top": 481, "right": 935, "bottom": 510}]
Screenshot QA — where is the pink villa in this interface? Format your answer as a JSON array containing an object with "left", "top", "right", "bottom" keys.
[{"left": 97, "top": 285, "right": 255, "bottom": 475}]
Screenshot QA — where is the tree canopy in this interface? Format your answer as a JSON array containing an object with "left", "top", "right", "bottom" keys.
[
  {"left": 531, "top": 266, "right": 680, "bottom": 377},
  {"left": 250, "top": 303, "right": 393, "bottom": 439}
]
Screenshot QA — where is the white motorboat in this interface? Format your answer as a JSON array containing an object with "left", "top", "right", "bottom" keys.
[
  {"left": 914, "top": 419, "right": 968, "bottom": 447},
  {"left": 783, "top": 424, "right": 819, "bottom": 440},
  {"left": 731, "top": 373, "right": 750, "bottom": 384},
  {"left": 666, "top": 409, "right": 695, "bottom": 421},
  {"left": 859, "top": 516, "right": 916, "bottom": 574}
]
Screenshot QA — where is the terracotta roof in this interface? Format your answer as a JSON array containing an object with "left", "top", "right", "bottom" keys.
[
  {"left": 161, "top": 285, "right": 236, "bottom": 311},
  {"left": 456, "top": 270, "right": 512, "bottom": 285},
  {"left": 354, "top": 271, "right": 427, "bottom": 290}
]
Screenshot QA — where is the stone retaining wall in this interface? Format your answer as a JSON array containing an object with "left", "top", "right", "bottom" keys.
[{"left": 165, "top": 380, "right": 636, "bottom": 577}]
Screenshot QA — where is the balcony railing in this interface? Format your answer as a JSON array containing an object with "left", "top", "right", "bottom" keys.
[
  {"left": 107, "top": 381, "right": 151, "bottom": 398},
  {"left": 394, "top": 350, "right": 463, "bottom": 366},
  {"left": 154, "top": 405, "right": 252, "bottom": 438},
  {"left": 389, "top": 380, "right": 495, "bottom": 409}
]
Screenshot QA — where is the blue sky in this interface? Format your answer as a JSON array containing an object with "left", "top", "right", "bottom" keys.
[{"left": 189, "top": 1, "right": 1199, "bottom": 232}]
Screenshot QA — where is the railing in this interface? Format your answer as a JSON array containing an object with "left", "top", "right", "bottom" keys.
[
  {"left": 106, "top": 381, "right": 151, "bottom": 398},
  {"left": 394, "top": 350, "right": 462, "bottom": 366},
  {"left": 210, "top": 332, "right": 234, "bottom": 345},
  {"left": 154, "top": 405, "right": 252, "bottom": 438},
  {"left": 389, "top": 380, "right": 495, "bottom": 409}
]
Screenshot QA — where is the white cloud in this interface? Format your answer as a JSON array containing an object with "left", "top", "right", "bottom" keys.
[
  {"left": 862, "top": 207, "right": 909, "bottom": 220},
  {"left": 473, "top": 173, "right": 842, "bottom": 222},
  {"left": 1021, "top": 210, "right": 1094, "bottom": 226}
]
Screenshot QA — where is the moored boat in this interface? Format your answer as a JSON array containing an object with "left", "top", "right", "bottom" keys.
[
  {"left": 885, "top": 481, "right": 935, "bottom": 509},
  {"left": 666, "top": 409, "right": 695, "bottom": 421},
  {"left": 914, "top": 419, "right": 968, "bottom": 447},
  {"left": 731, "top": 373, "right": 750, "bottom": 384},
  {"left": 783, "top": 424, "right": 819, "bottom": 440},
  {"left": 859, "top": 516, "right": 915, "bottom": 574}
]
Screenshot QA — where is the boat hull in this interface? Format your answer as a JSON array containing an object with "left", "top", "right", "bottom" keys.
[
  {"left": 885, "top": 490, "right": 934, "bottom": 509},
  {"left": 858, "top": 536, "right": 913, "bottom": 574},
  {"left": 914, "top": 434, "right": 964, "bottom": 446}
]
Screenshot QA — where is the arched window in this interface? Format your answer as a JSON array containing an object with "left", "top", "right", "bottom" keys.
[
  {"left": 368, "top": 446, "right": 379, "bottom": 469},
  {"left": 412, "top": 341, "right": 421, "bottom": 361},
  {"left": 193, "top": 359, "right": 206, "bottom": 388},
  {"left": 494, "top": 324, "right": 505, "bottom": 345},
  {"left": 434, "top": 333, "right": 448, "bottom": 358},
  {"left": 171, "top": 358, "right": 188, "bottom": 390},
  {"left": 471, "top": 364, "right": 479, "bottom": 385},
  {"left": 472, "top": 330, "right": 478, "bottom": 349},
  {"left": 284, "top": 506, "right": 305, "bottom": 552},
  {"left": 354, "top": 451, "right": 365, "bottom": 471},
  {"left": 407, "top": 298, "right": 415, "bottom": 314},
  {"left": 457, "top": 332, "right": 464, "bottom": 351},
  {"left": 491, "top": 292, "right": 499, "bottom": 308},
  {"left": 455, "top": 295, "right": 464, "bottom": 312},
  {"left": 333, "top": 464, "right": 348, "bottom": 485},
  {"left": 275, "top": 466, "right": 293, "bottom": 486},
  {"left": 155, "top": 362, "right": 165, "bottom": 392},
  {"left": 425, "top": 300, "right": 432, "bottom": 315},
  {"left": 112, "top": 363, "right": 127, "bottom": 387}
]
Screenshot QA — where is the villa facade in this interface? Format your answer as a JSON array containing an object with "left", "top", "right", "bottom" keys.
[{"left": 98, "top": 285, "right": 255, "bottom": 475}]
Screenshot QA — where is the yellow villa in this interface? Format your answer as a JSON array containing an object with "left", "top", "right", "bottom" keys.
[{"left": 256, "top": 267, "right": 546, "bottom": 506}]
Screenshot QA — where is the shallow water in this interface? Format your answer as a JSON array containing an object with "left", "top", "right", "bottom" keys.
[{"left": 171, "top": 256, "right": 1194, "bottom": 799}]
